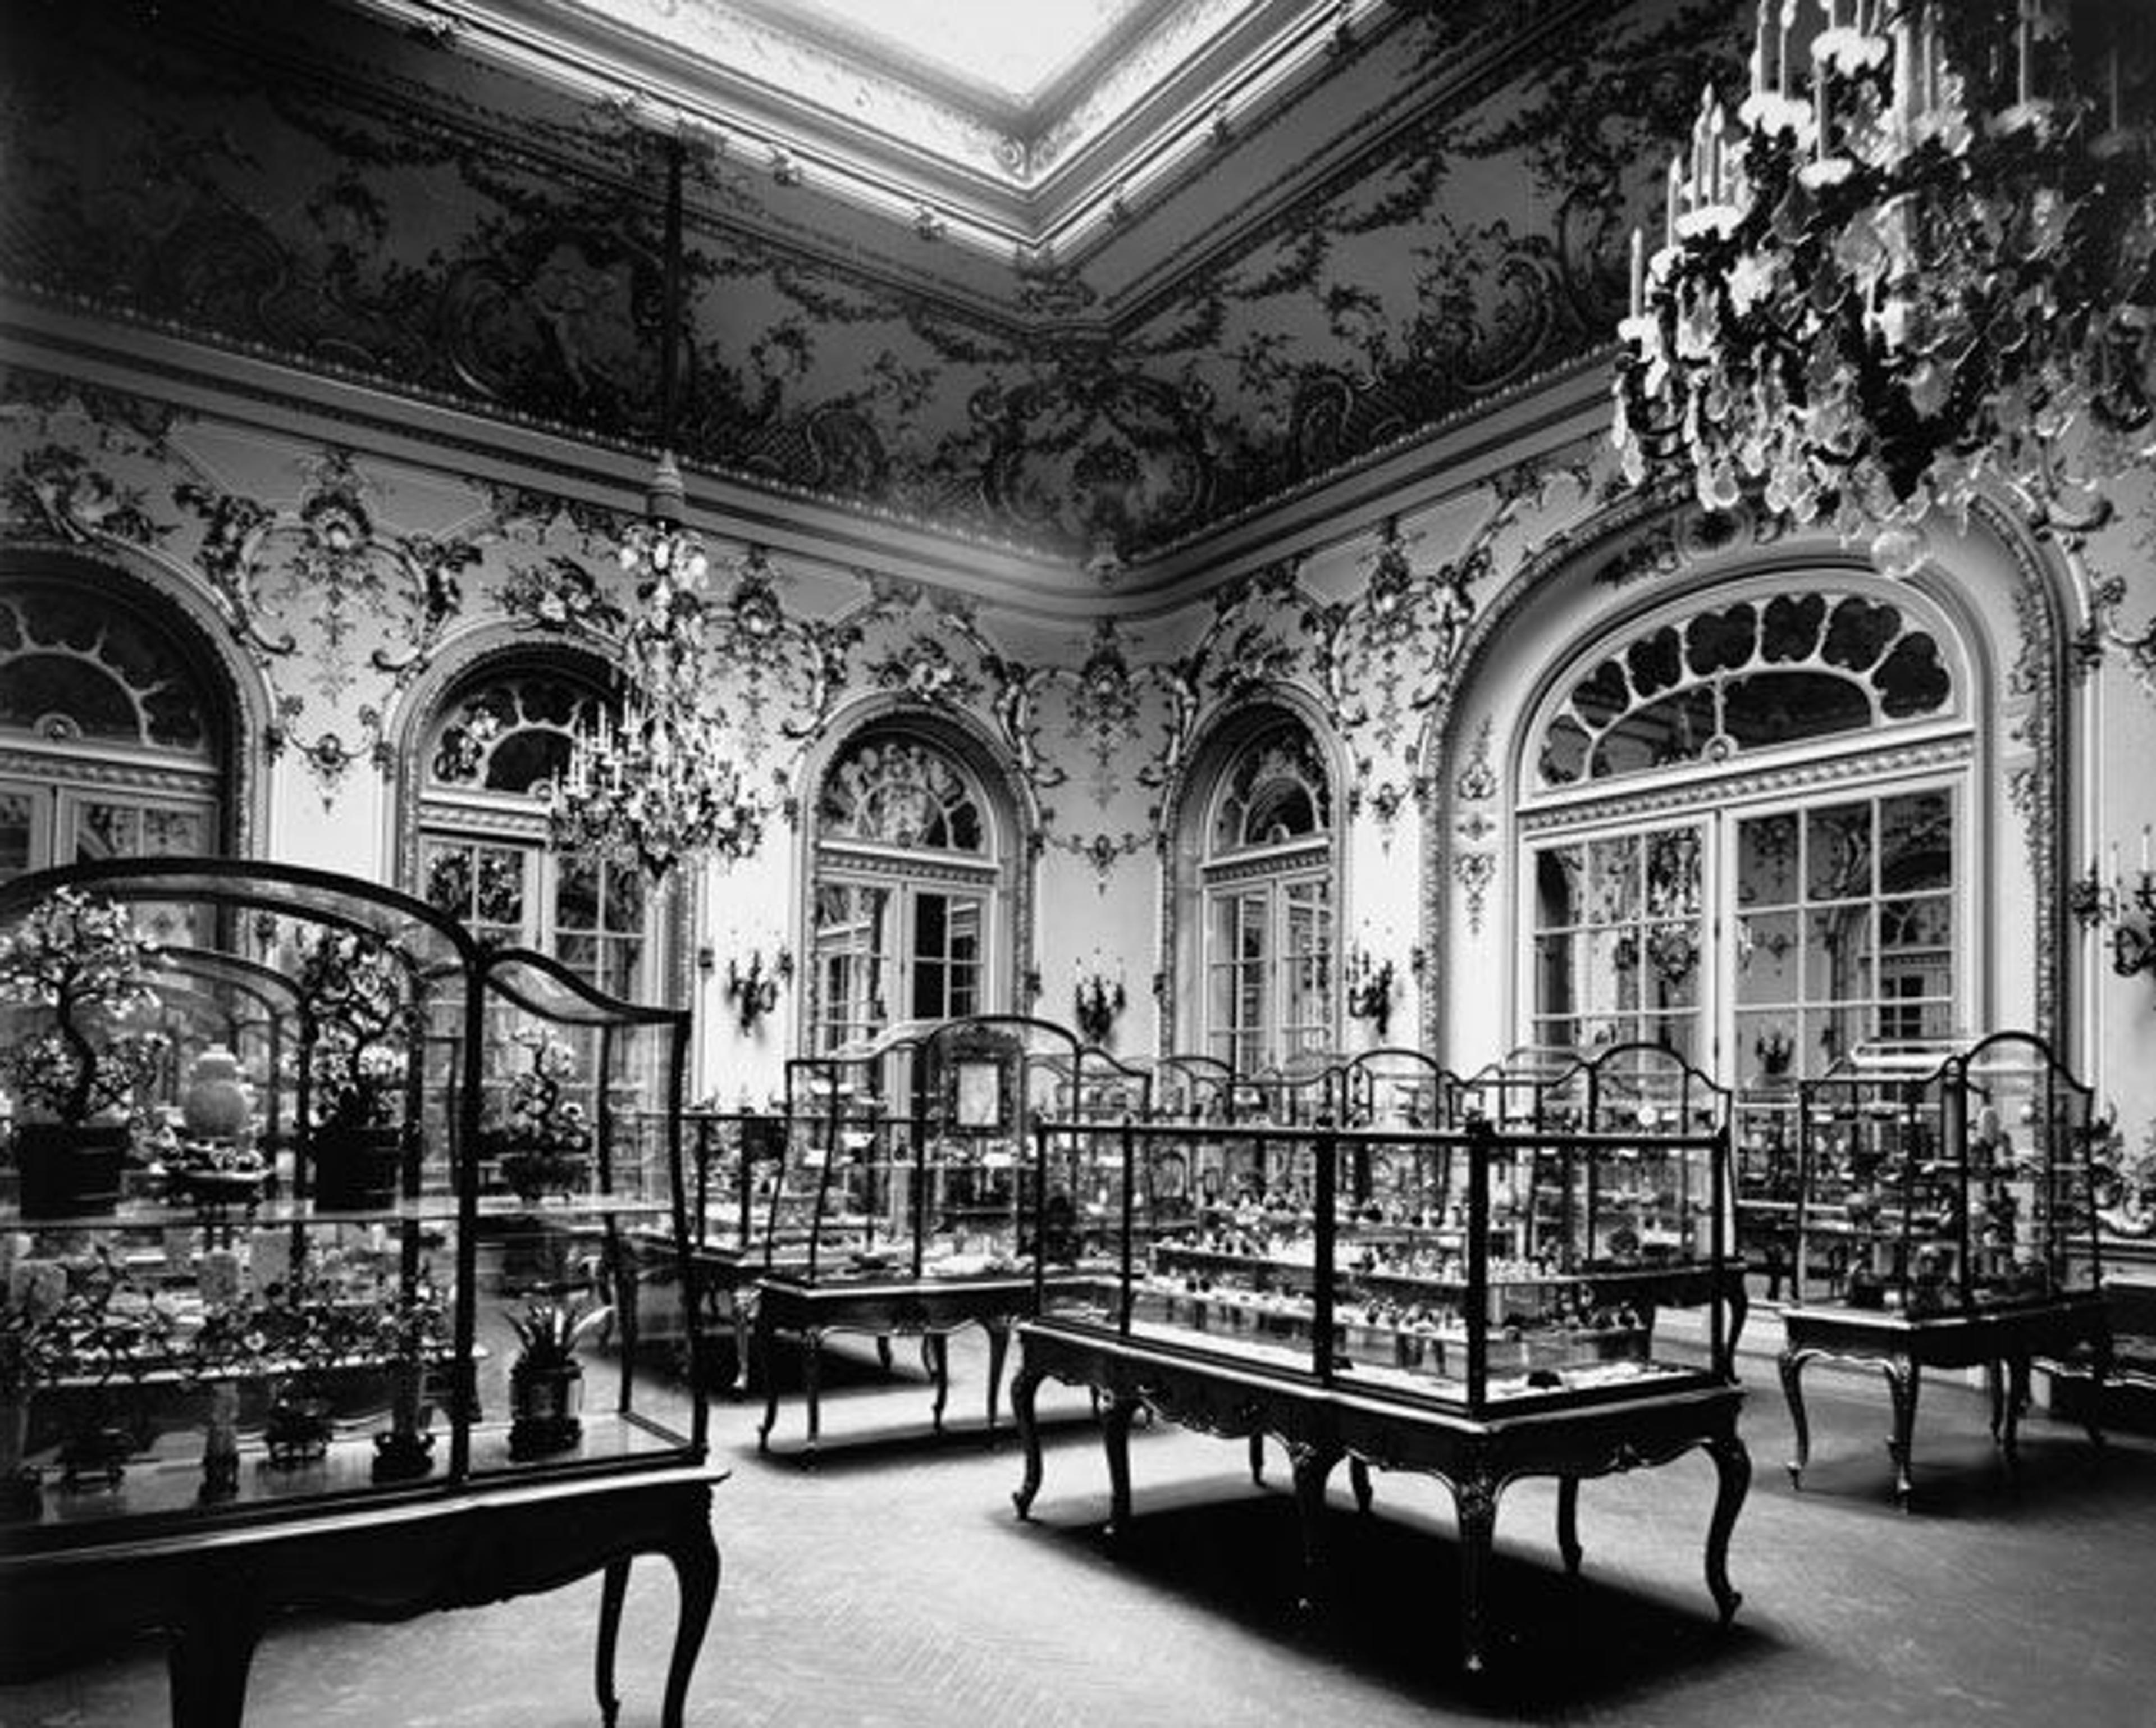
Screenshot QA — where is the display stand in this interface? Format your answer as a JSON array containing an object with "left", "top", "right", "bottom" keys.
[
  {"left": 1008, "top": 1059, "right": 1749, "bottom": 1672},
  {"left": 0, "top": 859, "right": 718, "bottom": 1726},
  {"left": 1010, "top": 1327, "right": 1746, "bottom": 1675},
  {"left": 750, "top": 1015, "right": 1104, "bottom": 1456},
  {"left": 1775, "top": 1031, "right": 2111, "bottom": 1508},
  {"left": 0, "top": 1468, "right": 719, "bottom": 1728}
]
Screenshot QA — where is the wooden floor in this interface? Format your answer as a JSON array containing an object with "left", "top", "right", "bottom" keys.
[{"left": 4, "top": 1316, "right": 2153, "bottom": 1727}]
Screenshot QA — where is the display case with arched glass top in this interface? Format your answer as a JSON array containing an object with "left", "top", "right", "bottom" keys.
[
  {"left": 0, "top": 857, "right": 716, "bottom": 1726},
  {"left": 1778, "top": 1030, "right": 2112, "bottom": 1507}
]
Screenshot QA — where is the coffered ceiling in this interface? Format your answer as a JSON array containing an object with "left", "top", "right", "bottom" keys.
[{"left": 1, "top": 0, "right": 1744, "bottom": 571}]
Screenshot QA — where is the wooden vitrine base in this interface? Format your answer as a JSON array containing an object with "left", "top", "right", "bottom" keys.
[
  {"left": 1008, "top": 1320, "right": 1747, "bottom": 1674},
  {"left": 1778, "top": 1291, "right": 2112, "bottom": 1510},
  {"left": 753, "top": 1274, "right": 1039, "bottom": 1458},
  {"left": 0, "top": 1467, "right": 723, "bottom": 1728}
]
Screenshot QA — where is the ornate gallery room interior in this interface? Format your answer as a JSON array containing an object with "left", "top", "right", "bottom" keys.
[{"left": 3, "top": 0, "right": 2156, "bottom": 1722}]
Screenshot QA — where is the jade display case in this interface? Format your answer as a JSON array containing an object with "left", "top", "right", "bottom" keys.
[
  {"left": 1030, "top": 1041, "right": 1738, "bottom": 1414},
  {"left": 0, "top": 856, "right": 702, "bottom": 1529},
  {"left": 1792, "top": 1031, "right": 2103, "bottom": 1314},
  {"left": 768, "top": 1014, "right": 1119, "bottom": 1286}
]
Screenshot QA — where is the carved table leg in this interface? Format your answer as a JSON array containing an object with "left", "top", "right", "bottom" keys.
[
  {"left": 802, "top": 1327, "right": 825, "bottom": 1461},
  {"left": 1778, "top": 1346, "right": 1812, "bottom": 1488},
  {"left": 1249, "top": 1432, "right": 1266, "bottom": 1487},
  {"left": 926, "top": 1332, "right": 951, "bottom": 1433},
  {"left": 985, "top": 1320, "right": 1011, "bottom": 1435},
  {"left": 755, "top": 1307, "right": 780, "bottom": 1453},
  {"left": 1101, "top": 1390, "right": 1139, "bottom": 1539},
  {"left": 167, "top": 1607, "right": 262, "bottom": 1728},
  {"left": 1452, "top": 1472, "right": 1500, "bottom": 1675},
  {"left": 879, "top": 1335, "right": 896, "bottom": 1373},
  {"left": 1556, "top": 1475, "right": 1582, "bottom": 1576},
  {"left": 1348, "top": 1456, "right": 1373, "bottom": 1515},
  {"left": 1882, "top": 1355, "right": 1919, "bottom": 1512},
  {"left": 731, "top": 1299, "right": 753, "bottom": 1397},
  {"left": 661, "top": 1526, "right": 721, "bottom": 1728},
  {"left": 2000, "top": 1355, "right": 2028, "bottom": 1473},
  {"left": 1722, "top": 1275, "right": 1751, "bottom": 1375},
  {"left": 2084, "top": 1324, "right": 2113, "bottom": 1452},
  {"left": 1288, "top": 1441, "right": 1340, "bottom": 1612},
  {"left": 596, "top": 1558, "right": 631, "bottom": 1727},
  {"left": 1986, "top": 1359, "right": 2007, "bottom": 1440},
  {"left": 1703, "top": 1429, "right": 1750, "bottom": 1627},
  {"left": 1010, "top": 1362, "right": 1046, "bottom": 1519}
]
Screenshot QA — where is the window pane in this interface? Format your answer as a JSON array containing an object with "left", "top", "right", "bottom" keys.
[
  {"left": 813, "top": 882, "right": 893, "bottom": 1050},
  {"left": 1806, "top": 908, "right": 1872, "bottom": 1001},
  {"left": 555, "top": 854, "right": 600, "bottom": 932},
  {"left": 1737, "top": 912, "right": 1799, "bottom": 1003},
  {"left": 1806, "top": 804, "right": 1872, "bottom": 900},
  {"left": 1880, "top": 791, "right": 1952, "bottom": 892},
  {"left": 1736, "top": 811, "right": 1799, "bottom": 908},
  {"left": 0, "top": 788, "right": 31, "bottom": 881},
  {"left": 1588, "top": 836, "right": 1641, "bottom": 923}
]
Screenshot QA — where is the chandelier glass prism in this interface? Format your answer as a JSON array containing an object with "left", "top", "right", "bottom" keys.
[
  {"left": 1611, "top": 0, "right": 2154, "bottom": 570},
  {"left": 549, "top": 461, "right": 766, "bottom": 880}
]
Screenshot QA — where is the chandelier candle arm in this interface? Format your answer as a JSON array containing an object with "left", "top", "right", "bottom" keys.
[{"left": 1611, "top": 0, "right": 2156, "bottom": 572}]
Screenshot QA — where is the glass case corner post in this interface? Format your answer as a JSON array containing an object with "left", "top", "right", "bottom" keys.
[
  {"left": 665, "top": 1018, "right": 707, "bottom": 1457},
  {"left": 1712, "top": 1118, "right": 1731, "bottom": 1374},
  {"left": 1119, "top": 1114, "right": 1139, "bottom": 1338},
  {"left": 1466, "top": 1113, "right": 1496, "bottom": 1411},
  {"left": 1030, "top": 1114, "right": 1049, "bottom": 1316},
  {"left": 1313, "top": 1119, "right": 1339, "bottom": 1385},
  {"left": 450, "top": 948, "right": 487, "bottom": 1481}
]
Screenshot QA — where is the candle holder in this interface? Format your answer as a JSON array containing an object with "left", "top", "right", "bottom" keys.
[
  {"left": 1345, "top": 948, "right": 1398, "bottom": 1040},
  {"left": 725, "top": 946, "right": 794, "bottom": 1033},
  {"left": 2070, "top": 839, "right": 2156, "bottom": 986},
  {"left": 1072, "top": 970, "right": 1126, "bottom": 1046}
]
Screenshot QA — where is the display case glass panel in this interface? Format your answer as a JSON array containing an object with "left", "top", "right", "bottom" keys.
[
  {"left": 1033, "top": 1047, "right": 1734, "bottom": 1417},
  {"left": 1793, "top": 1031, "right": 2099, "bottom": 1312},
  {"left": 0, "top": 858, "right": 698, "bottom": 1534},
  {"left": 767, "top": 1015, "right": 1109, "bottom": 1285}
]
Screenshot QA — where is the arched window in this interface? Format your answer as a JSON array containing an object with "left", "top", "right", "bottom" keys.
[
  {"left": 1538, "top": 592, "right": 1952, "bottom": 787},
  {"left": 0, "top": 574, "right": 228, "bottom": 934},
  {"left": 414, "top": 659, "right": 652, "bottom": 998},
  {"left": 808, "top": 727, "right": 1003, "bottom": 1050},
  {"left": 1522, "top": 581, "right": 1967, "bottom": 1079},
  {"left": 1195, "top": 715, "right": 1336, "bottom": 1073}
]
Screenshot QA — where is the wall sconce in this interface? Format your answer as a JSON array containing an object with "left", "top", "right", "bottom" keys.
[
  {"left": 2070, "top": 829, "right": 2156, "bottom": 986},
  {"left": 1345, "top": 946, "right": 1397, "bottom": 1041},
  {"left": 725, "top": 946, "right": 794, "bottom": 1033},
  {"left": 1072, "top": 964, "right": 1127, "bottom": 1046}
]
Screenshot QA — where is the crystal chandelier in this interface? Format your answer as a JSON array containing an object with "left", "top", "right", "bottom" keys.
[
  {"left": 547, "top": 131, "right": 769, "bottom": 880},
  {"left": 1611, "top": 0, "right": 2155, "bottom": 573}
]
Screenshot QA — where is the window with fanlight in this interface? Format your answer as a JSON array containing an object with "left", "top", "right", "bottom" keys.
[
  {"left": 0, "top": 574, "right": 229, "bottom": 944},
  {"left": 1198, "top": 716, "right": 1336, "bottom": 1075},
  {"left": 414, "top": 662, "right": 651, "bottom": 1000},
  {"left": 808, "top": 728, "right": 1003, "bottom": 1051},
  {"left": 1524, "top": 585, "right": 1967, "bottom": 1081}
]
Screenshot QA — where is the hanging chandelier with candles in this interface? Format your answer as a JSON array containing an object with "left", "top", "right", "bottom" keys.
[
  {"left": 1612, "top": 0, "right": 2155, "bottom": 572},
  {"left": 546, "top": 130, "right": 770, "bottom": 881}
]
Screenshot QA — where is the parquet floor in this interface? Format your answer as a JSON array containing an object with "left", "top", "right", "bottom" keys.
[{"left": 5, "top": 1318, "right": 2153, "bottom": 1727}]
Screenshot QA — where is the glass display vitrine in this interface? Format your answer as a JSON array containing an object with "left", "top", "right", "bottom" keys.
[
  {"left": 1042, "top": 1046, "right": 1153, "bottom": 1127},
  {"left": 1227, "top": 1048, "right": 1339, "bottom": 1127},
  {"left": 1030, "top": 1096, "right": 1734, "bottom": 1415},
  {"left": 1777, "top": 1031, "right": 2109, "bottom": 1508},
  {"left": 0, "top": 856, "right": 704, "bottom": 1527},
  {"left": 1152, "top": 1053, "right": 1237, "bottom": 1124},
  {"left": 1793, "top": 1033, "right": 2099, "bottom": 1314},
  {"left": 768, "top": 1015, "right": 1104, "bottom": 1286}
]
